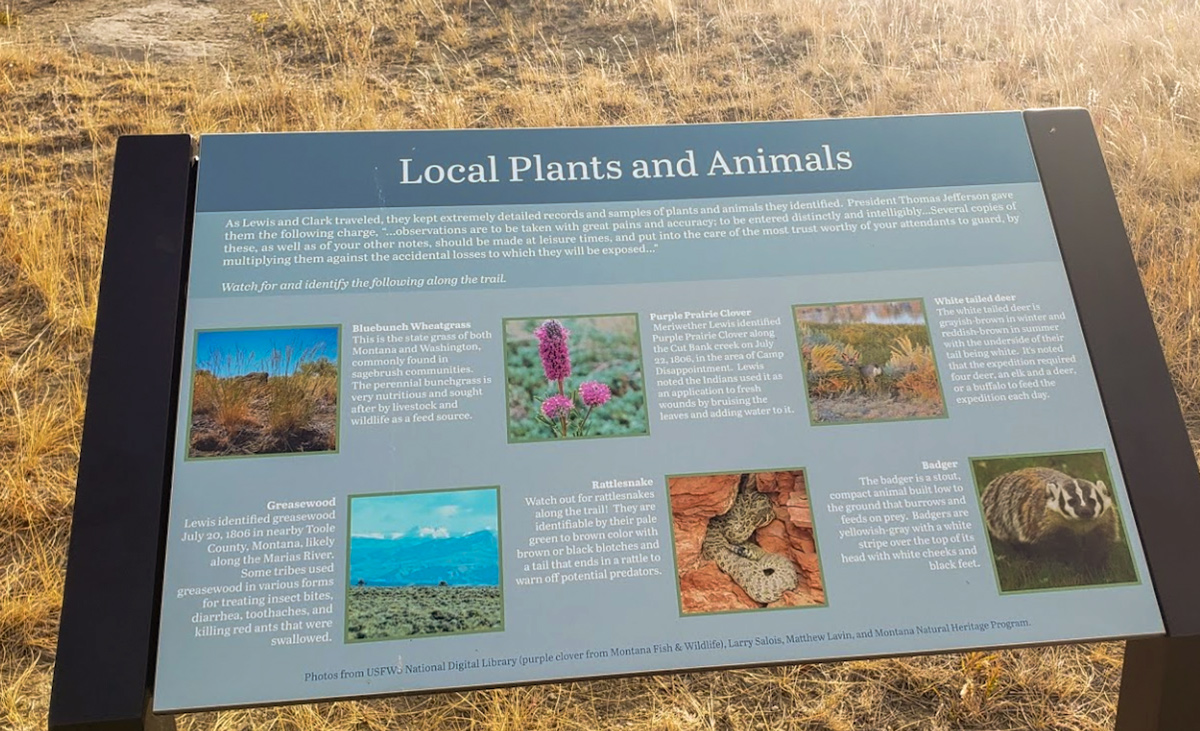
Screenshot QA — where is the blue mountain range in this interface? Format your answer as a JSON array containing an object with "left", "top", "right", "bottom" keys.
[{"left": 348, "top": 530, "right": 499, "bottom": 587}]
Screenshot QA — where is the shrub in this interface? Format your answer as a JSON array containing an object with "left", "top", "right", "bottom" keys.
[
  {"left": 297, "top": 356, "right": 337, "bottom": 379},
  {"left": 896, "top": 361, "right": 942, "bottom": 401},
  {"left": 191, "top": 370, "right": 219, "bottom": 414},
  {"left": 267, "top": 374, "right": 317, "bottom": 437},
  {"left": 884, "top": 336, "right": 939, "bottom": 400}
]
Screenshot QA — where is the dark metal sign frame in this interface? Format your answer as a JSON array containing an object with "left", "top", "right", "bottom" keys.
[{"left": 47, "top": 110, "right": 1200, "bottom": 731}]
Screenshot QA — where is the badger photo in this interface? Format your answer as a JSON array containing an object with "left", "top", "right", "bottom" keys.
[{"left": 971, "top": 452, "right": 1138, "bottom": 593}]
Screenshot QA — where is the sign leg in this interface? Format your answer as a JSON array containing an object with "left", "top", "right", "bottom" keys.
[
  {"left": 1116, "top": 637, "right": 1200, "bottom": 730},
  {"left": 48, "top": 134, "right": 193, "bottom": 731}
]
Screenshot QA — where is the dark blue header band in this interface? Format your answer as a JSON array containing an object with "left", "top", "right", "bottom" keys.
[{"left": 195, "top": 112, "right": 1038, "bottom": 212}]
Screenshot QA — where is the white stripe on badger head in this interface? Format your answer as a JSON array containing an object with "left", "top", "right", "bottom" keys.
[
  {"left": 1045, "top": 480, "right": 1061, "bottom": 521},
  {"left": 1064, "top": 479, "right": 1080, "bottom": 518},
  {"left": 1095, "top": 480, "right": 1111, "bottom": 515}
]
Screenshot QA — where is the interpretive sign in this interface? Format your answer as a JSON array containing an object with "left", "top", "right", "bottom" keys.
[{"left": 49, "top": 111, "right": 1200, "bottom": 730}]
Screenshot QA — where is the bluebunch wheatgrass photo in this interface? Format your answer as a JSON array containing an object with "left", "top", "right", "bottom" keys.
[{"left": 188, "top": 325, "right": 340, "bottom": 458}]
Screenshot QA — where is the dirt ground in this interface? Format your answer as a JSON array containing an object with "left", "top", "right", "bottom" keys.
[
  {"left": 810, "top": 392, "right": 947, "bottom": 424},
  {"left": 13, "top": 0, "right": 273, "bottom": 62}
]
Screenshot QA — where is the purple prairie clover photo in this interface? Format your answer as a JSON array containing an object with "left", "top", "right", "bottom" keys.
[
  {"left": 535, "top": 319, "right": 572, "bottom": 382},
  {"left": 579, "top": 381, "right": 612, "bottom": 407},
  {"left": 504, "top": 313, "right": 648, "bottom": 443},
  {"left": 541, "top": 394, "right": 575, "bottom": 420}
]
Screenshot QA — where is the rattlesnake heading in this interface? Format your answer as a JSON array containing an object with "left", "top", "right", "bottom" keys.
[{"left": 701, "top": 474, "right": 799, "bottom": 604}]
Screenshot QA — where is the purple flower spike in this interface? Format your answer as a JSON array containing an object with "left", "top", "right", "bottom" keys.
[
  {"left": 534, "top": 319, "right": 572, "bottom": 382},
  {"left": 579, "top": 381, "right": 612, "bottom": 407},
  {"left": 541, "top": 394, "right": 574, "bottom": 420}
]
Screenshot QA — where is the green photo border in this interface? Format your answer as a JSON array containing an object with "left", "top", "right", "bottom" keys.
[
  {"left": 664, "top": 466, "right": 828, "bottom": 618},
  {"left": 343, "top": 484, "right": 505, "bottom": 644},
  {"left": 967, "top": 449, "right": 1142, "bottom": 595},
  {"left": 183, "top": 323, "right": 343, "bottom": 462},
  {"left": 791, "top": 297, "right": 950, "bottom": 427},
  {"left": 501, "top": 312, "right": 652, "bottom": 445}
]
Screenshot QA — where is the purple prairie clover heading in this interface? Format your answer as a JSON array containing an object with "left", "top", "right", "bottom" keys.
[
  {"left": 541, "top": 394, "right": 574, "bottom": 420},
  {"left": 535, "top": 319, "right": 572, "bottom": 382},
  {"left": 579, "top": 380, "right": 612, "bottom": 407}
]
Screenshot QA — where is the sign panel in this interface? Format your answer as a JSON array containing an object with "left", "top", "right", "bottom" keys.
[{"left": 153, "top": 113, "right": 1163, "bottom": 712}]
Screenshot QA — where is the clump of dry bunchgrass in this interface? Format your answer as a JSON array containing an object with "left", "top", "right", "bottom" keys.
[
  {"left": 264, "top": 346, "right": 335, "bottom": 439},
  {"left": 3, "top": 0, "right": 1200, "bottom": 729},
  {"left": 193, "top": 350, "right": 261, "bottom": 433}
]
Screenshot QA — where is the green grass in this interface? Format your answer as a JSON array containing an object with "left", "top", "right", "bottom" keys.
[{"left": 988, "top": 541, "right": 1137, "bottom": 593}]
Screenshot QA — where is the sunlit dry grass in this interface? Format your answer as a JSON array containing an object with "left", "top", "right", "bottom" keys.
[{"left": 2, "top": 0, "right": 1199, "bottom": 728}]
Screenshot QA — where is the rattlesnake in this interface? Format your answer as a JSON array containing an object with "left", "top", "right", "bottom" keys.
[{"left": 701, "top": 474, "right": 799, "bottom": 604}]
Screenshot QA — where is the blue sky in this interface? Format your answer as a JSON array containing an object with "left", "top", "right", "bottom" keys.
[
  {"left": 351, "top": 488, "right": 499, "bottom": 539},
  {"left": 194, "top": 326, "right": 339, "bottom": 376}
]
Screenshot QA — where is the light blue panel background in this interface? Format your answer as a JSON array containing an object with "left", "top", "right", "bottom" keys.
[
  {"left": 154, "top": 114, "right": 1162, "bottom": 712},
  {"left": 190, "top": 184, "right": 1055, "bottom": 299},
  {"left": 155, "top": 258, "right": 1162, "bottom": 711}
]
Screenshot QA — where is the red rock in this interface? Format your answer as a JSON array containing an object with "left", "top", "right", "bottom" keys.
[
  {"left": 755, "top": 520, "right": 792, "bottom": 556},
  {"left": 668, "top": 474, "right": 739, "bottom": 518},
  {"left": 679, "top": 562, "right": 758, "bottom": 614},
  {"left": 672, "top": 516, "right": 708, "bottom": 571},
  {"left": 796, "top": 553, "right": 822, "bottom": 586},
  {"left": 671, "top": 470, "right": 827, "bottom": 612},
  {"left": 787, "top": 507, "right": 813, "bottom": 528}
]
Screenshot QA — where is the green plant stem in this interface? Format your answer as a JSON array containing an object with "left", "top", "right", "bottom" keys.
[
  {"left": 558, "top": 378, "right": 567, "bottom": 438},
  {"left": 577, "top": 405, "right": 595, "bottom": 436}
]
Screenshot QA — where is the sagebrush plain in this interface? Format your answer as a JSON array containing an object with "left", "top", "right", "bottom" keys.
[
  {"left": 345, "top": 586, "right": 504, "bottom": 643},
  {"left": 4, "top": 0, "right": 1200, "bottom": 729}
]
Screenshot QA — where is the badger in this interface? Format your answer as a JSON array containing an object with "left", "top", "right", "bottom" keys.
[{"left": 980, "top": 467, "right": 1118, "bottom": 566}]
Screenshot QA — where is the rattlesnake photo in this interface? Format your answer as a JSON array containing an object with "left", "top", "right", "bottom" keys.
[{"left": 701, "top": 474, "right": 799, "bottom": 604}]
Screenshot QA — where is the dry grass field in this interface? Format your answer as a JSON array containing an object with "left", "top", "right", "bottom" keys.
[{"left": 3, "top": 0, "right": 1199, "bottom": 729}]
